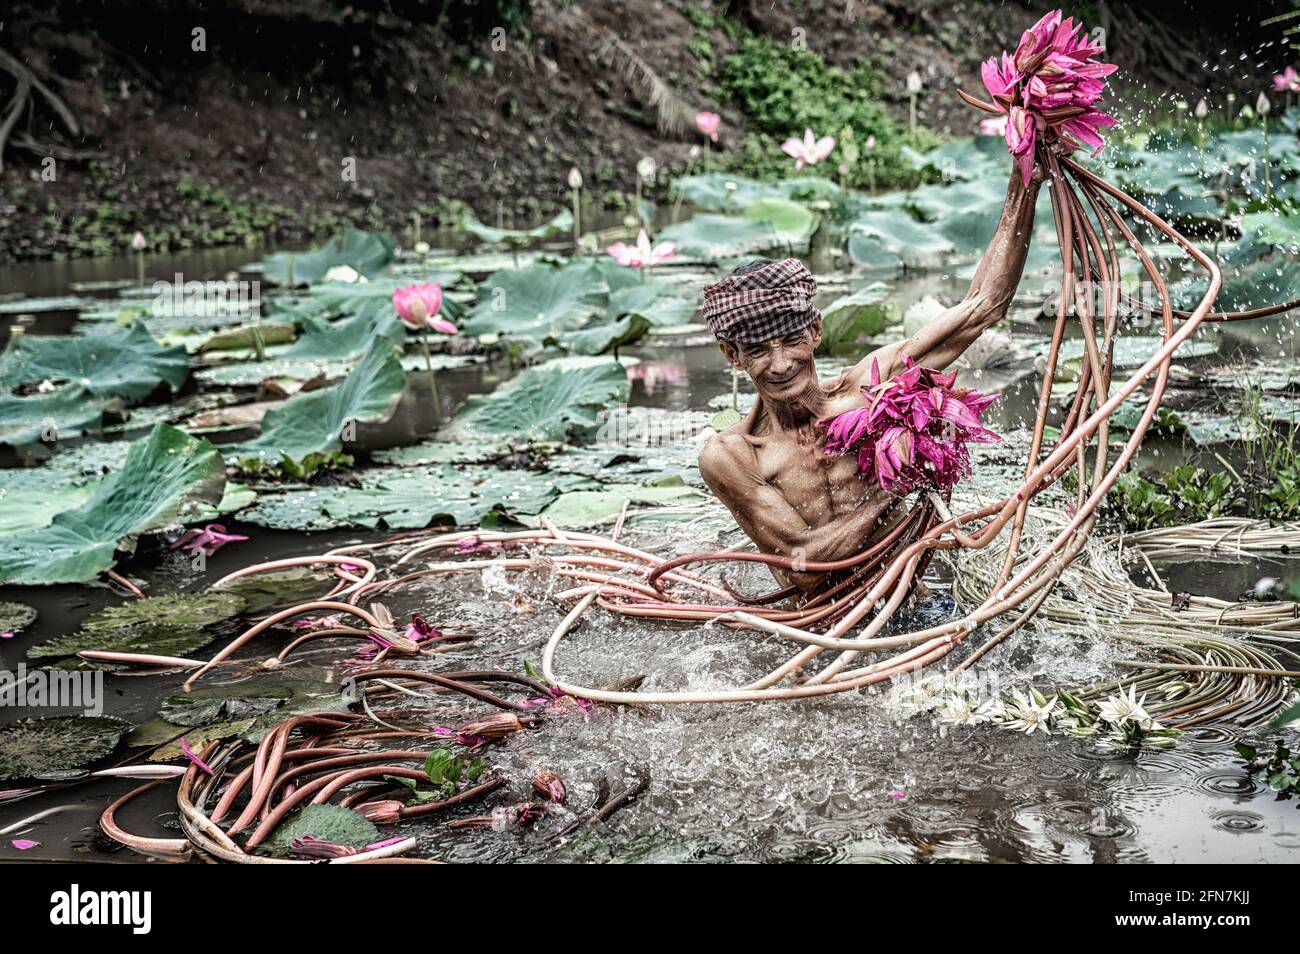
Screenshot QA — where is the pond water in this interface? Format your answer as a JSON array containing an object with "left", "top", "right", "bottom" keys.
[{"left": 1, "top": 247, "right": 1299, "bottom": 864}]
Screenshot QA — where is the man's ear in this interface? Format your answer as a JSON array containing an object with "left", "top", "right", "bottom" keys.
[
  {"left": 718, "top": 339, "right": 741, "bottom": 368},
  {"left": 807, "top": 315, "right": 823, "bottom": 350}
]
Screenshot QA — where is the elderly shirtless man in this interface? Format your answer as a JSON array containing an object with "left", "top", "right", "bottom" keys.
[{"left": 697, "top": 161, "right": 1041, "bottom": 592}]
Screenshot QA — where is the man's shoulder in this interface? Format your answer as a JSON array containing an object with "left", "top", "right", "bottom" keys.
[{"left": 698, "top": 429, "right": 753, "bottom": 479}]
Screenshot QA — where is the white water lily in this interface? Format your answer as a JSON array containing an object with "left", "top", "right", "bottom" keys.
[
  {"left": 1002, "top": 689, "right": 1059, "bottom": 735},
  {"left": 892, "top": 674, "right": 949, "bottom": 710},
  {"left": 937, "top": 692, "right": 982, "bottom": 725},
  {"left": 1097, "top": 683, "right": 1152, "bottom": 727}
]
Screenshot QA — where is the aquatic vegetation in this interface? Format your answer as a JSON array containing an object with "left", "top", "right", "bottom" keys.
[
  {"left": 1237, "top": 739, "right": 1300, "bottom": 800},
  {"left": 257, "top": 228, "right": 398, "bottom": 287},
  {"left": 605, "top": 228, "right": 676, "bottom": 269},
  {"left": 969, "top": 10, "right": 1117, "bottom": 185},
  {"left": 0, "top": 423, "right": 225, "bottom": 585},
  {"left": 0, "top": 716, "right": 131, "bottom": 782},
  {"left": 0, "top": 321, "right": 188, "bottom": 400},
  {"left": 781, "top": 128, "right": 836, "bottom": 172}
]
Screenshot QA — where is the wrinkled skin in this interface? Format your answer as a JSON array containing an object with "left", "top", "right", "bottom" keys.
[{"left": 699, "top": 162, "right": 1043, "bottom": 592}]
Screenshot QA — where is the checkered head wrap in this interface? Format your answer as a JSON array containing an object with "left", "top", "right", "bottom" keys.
[{"left": 700, "top": 258, "right": 820, "bottom": 344}]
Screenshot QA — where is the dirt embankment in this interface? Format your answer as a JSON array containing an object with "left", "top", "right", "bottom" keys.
[{"left": 0, "top": 0, "right": 1286, "bottom": 263}]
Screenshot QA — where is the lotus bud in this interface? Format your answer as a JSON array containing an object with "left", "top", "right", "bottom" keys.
[
  {"left": 456, "top": 711, "right": 525, "bottom": 742},
  {"left": 906, "top": 71, "right": 923, "bottom": 94},
  {"left": 1257, "top": 92, "right": 1272, "bottom": 116},
  {"left": 1194, "top": 98, "right": 1208, "bottom": 119},
  {"left": 356, "top": 800, "right": 404, "bottom": 824},
  {"left": 688, "top": 144, "right": 701, "bottom": 160},
  {"left": 532, "top": 769, "right": 567, "bottom": 802},
  {"left": 130, "top": 231, "right": 147, "bottom": 252},
  {"left": 865, "top": 134, "right": 877, "bottom": 150},
  {"left": 568, "top": 166, "right": 583, "bottom": 190},
  {"left": 636, "top": 156, "right": 657, "bottom": 181}
]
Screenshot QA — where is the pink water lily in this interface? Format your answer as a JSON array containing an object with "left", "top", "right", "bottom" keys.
[
  {"left": 781, "top": 128, "right": 835, "bottom": 171},
  {"left": 180, "top": 738, "right": 214, "bottom": 775},
  {"left": 10, "top": 839, "right": 39, "bottom": 850},
  {"left": 606, "top": 228, "right": 675, "bottom": 268},
  {"left": 393, "top": 282, "right": 457, "bottom": 334},
  {"left": 1274, "top": 67, "right": 1300, "bottom": 92},
  {"left": 822, "top": 355, "right": 1000, "bottom": 494},
  {"left": 170, "top": 524, "right": 248, "bottom": 558},
  {"left": 970, "top": 9, "right": 1117, "bottom": 184},
  {"left": 695, "top": 111, "right": 721, "bottom": 142},
  {"left": 0, "top": 631, "right": 12, "bottom": 639}
]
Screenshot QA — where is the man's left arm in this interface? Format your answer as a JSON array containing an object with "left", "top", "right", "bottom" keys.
[{"left": 859, "top": 162, "right": 1043, "bottom": 378}]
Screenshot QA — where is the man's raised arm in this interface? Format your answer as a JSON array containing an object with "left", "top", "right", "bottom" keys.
[
  {"left": 698, "top": 436, "right": 896, "bottom": 591},
  {"left": 862, "top": 161, "right": 1043, "bottom": 379}
]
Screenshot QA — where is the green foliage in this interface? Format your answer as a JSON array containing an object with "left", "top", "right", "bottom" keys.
[
  {"left": 1239, "top": 382, "right": 1300, "bottom": 520},
  {"left": 388, "top": 748, "right": 488, "bottom": 803},
  {"left": 1237, "top": 738, "right": 1300, "bottom": 799},
  {"left": 717, "top": 35, "right": 927, "bottom": 191},
  {"left": 1111, "top": 464, "right": 1240, "bottom": 531}
]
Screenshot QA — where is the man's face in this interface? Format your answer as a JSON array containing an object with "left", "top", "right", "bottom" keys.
[{"left": 720, "top": 318, "right": 822, "bottom": 404}]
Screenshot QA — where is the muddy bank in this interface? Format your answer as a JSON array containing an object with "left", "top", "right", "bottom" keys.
[{"left": 0, "top": 0, "right": 1286, "bottom": 264}]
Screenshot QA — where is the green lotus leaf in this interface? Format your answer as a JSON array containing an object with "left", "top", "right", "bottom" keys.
[
  {"left": 0, "top": 322, "right": 187, "bottom": 400},
  {"left": 0, "top": 423, "right": 226, "bottom": 585}
]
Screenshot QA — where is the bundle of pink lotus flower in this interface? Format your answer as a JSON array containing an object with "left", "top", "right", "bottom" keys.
[
  {"left": 963, "top": 9, "right": 1117, "bottom": 185},
  {"left": 821, "top": 356, "right": 1000, "bottom": 494}
]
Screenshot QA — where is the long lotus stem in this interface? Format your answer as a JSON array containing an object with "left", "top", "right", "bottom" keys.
[{"left": 420, "top": 331, "right": 442, "bottom": 425}]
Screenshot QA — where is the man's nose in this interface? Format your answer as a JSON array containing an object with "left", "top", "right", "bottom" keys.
[{"left": 768, "top": 347, "right": 795, "bottom": 376}]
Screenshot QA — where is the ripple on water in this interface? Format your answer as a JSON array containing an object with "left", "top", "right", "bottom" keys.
[
  {"left": 1193, "top": 769, "right": 1267, "bottom": 798},
  {"left": 1210, "top": 809, "right": 1265, "bottom": 833},
  {"left": 1181, "top": 725, "right": 1242, "bottom": 747}
]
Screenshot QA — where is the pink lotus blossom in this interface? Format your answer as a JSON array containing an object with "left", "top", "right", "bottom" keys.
[
  {"left": 10, "top": 839, "right": 39, "bottom": 850},
  {"left": 695, "top": 111, "right": 721, "bottom": 142},
  {"left": 405, "top": 613, "right": 441, "bottom": 643},
  {"left": 890, "top": 790, "right": 906, "bottom": 799},
  {"left": 180, "top": 738, "right": 214, "bottom": 775},
  {"left": 170, "top": 523, "right": 248, "bottom": 558},
  {"left": 821, "top": 356, "right": 1000, "bottom": 494},
  {"left": 0, "top": 632, "right": 12, "bottom": 640},
  {"left": 781, "top": 128, "right": 835, "bottom": 171},
  {"left": 606, "top": 228, "right": 675, "bottom": 268},
  {"left": 393, "top": 282, "right": 457, "bottom": 335},
  {"left": 973, "top": 9, "right": 1117, "bottom": 184},
  {"left": 1273, "top": 67, "right": 1300, "bottom": 92}
]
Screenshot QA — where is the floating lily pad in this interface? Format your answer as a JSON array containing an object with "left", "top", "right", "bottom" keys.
[
  {"left": 454, "top": 357, "right": 630, "bottom": 442},
  {"left": 0, "top": 602, "right": 37, "bottom": 636},
  {"left": 0, "top": 387, "right": 108, "bottom": 447},
  {"left": 821, "top": 282, "right": 896, "bottom": 353},
  {"left": 127, "top": 717, "right": 256, "bottom": 760},
  {"left": 28, "top": 592, "right": 247, "bottom": 664},
  {"left": 257, "top": 229, "right": 397, "bottom": 286},
  {"left": 0, "top": 424, "right": 226, "bottom": 585},
  {"left": 158, "top": 683, "right": 296, "bottom": 727},
  {"left": 461, "top": 262, "right": 606, "bottom": 338},
  {"left": 264, "top": 804, "right": 379, "bottom": 857},
  {"left": 538, "top": 483, "right": 707, "bottom": 528},
  {"left": 240, "top": 464, "right": 590, "bottom": 530},
  {"left": 0, "top": 322, "right": 187, "bottom": 400},
  {"left": 225, "top": 338, "right": 406, "bottom": 464},
  {"left": 372, "top": 438, "right": 512, "bottom": 467},
  {"left": 0, "top": 716, "right": 131, "bottom": 781},
  {"left": 216, "top": 567, "right": 334, "bottom": 614}
]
